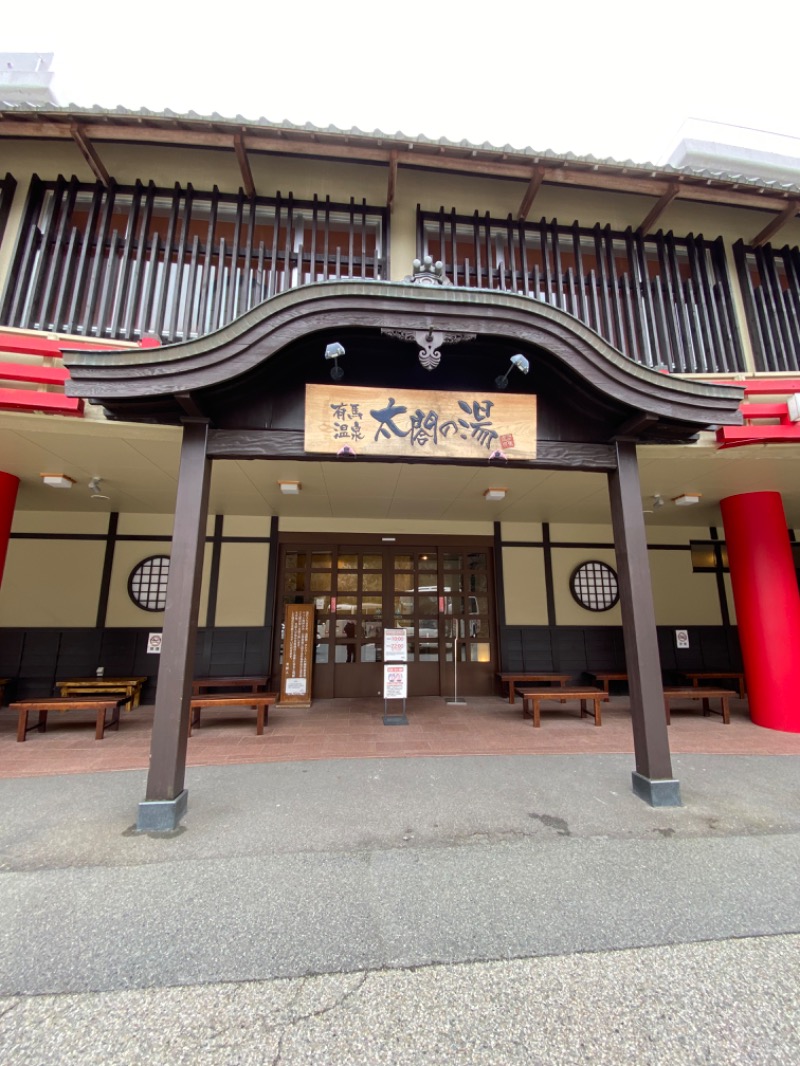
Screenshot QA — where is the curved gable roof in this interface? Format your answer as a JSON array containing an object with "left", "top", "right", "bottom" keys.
[{"left": 64, "top": 282, "right": 744, "bottom": 439}]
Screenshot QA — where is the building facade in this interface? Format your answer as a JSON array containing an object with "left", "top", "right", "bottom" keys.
[{"left": 1, "top": 104, "right": 800, "bottom": 822}]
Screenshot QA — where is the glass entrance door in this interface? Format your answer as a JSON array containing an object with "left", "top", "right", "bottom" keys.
[{"left": 277, "top": 543, "right": 495, "bottom": 698}]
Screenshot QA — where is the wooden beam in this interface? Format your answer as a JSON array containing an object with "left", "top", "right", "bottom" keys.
[
  {"left": 70, "top": 123, "right": 110, "bottom": 186},
  {"left": 233, "top": 132, "right": 256, "bottom": 199},
  {"left": 2, "top": 117, "right": 796, "bottom": 215},
  {"left": 750, "top": 200, "right": 800, "bottom": 248},
  {"left": 637, "top": 183, "right": 679, "bottom": 236},
  {"left": 517, "top": 166, "right": 545, "bottom": 221},
  {"left": 612, "top": 412, "right": 658, "bottom": 440},
  {"left": 387, "top": 149, "right": 398, "bottom": 209},
  {"left": 174, "top": 391, "right": 206, "bottom": 418}
]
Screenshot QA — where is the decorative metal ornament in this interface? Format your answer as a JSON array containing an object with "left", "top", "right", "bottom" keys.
[
  {"left": 381, "top": 327, "right": 476, "bottom": 371},
  {"left": 405, "top": 256, "right": 451, "bottom": 286}
]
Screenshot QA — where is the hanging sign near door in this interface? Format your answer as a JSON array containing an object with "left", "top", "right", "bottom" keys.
[
  {"left": 305, "top": 385, "right": 537, "bottom": 460},
  {"left": 279, "top": 602, "right": 315, "bottom": 708}
]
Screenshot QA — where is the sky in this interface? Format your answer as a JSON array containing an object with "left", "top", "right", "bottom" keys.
[{"left": 4, "top": 1, "right": 800, "bottom": 166}]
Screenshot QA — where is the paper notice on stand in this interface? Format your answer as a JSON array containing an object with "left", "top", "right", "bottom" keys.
[
  {"left": 384, "top": 662, "right": 408, "bottom": 699},
  {"left": 384, "top": 628, "right": 408, "bottom": 662}
]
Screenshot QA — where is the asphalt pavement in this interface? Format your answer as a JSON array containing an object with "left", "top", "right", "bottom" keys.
[{"left": 1, "top": 753, "right": 799, "bottom": 1063}]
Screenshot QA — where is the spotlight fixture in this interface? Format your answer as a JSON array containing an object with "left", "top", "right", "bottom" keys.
[
  {"left": 278, "top": 481, "right": 301, "bottom": 495},
  {"left": 488, "top": 449, "right": 508, "bottom": 463},
  {"left": 325, "top": 342, "right": 345, "bottom": 380},
  {"left": 337, "top": 445, "right": 357, "bottom": 458},
  {"left": 652, "top": 494, "right": 665, "bottom": 509},
  {"left": 495, "top": 353, "right": 530, "bottom": 389},
  {"left": 484, "top": 488, "right": 507, "bottom": 502},
  {"left": 40, "top": 473, "right": 75, "bottom": 489},
  {"left": 88, "top": 477, "right": 110, "bottom": 500},
  {"left": 673, "top": 494, "right": 702, "bottom": 506}
]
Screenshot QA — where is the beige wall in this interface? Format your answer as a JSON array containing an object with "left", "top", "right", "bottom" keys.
[
  {"left": 0, "top": 538, "right": 105, "bottom": 626},
  {"left": 502, "top": 547, "right": 548, "bottom": 625},
  {"left": 214, "top": 542, "right": 269, "bottom": 626},
  {"left": 649, "top": 550, "right": 722, "bottom": 625}
]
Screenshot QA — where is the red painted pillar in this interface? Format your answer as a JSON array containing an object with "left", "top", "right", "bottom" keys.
[
  {"left": 0, "top": 471, "right": 19, "bottom": 588},
  {"left": 721, "top": 491, "right": 800, "bottom": 732}
]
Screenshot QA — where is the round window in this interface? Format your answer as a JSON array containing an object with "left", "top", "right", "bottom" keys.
[
  {"left": 569, "top": 561, "right": 619, "bottom": 612},
  {"left": 128, "top": 555, "right": 171, "bottom": 612}
]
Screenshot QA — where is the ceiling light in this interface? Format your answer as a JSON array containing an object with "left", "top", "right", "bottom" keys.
[
  {"left": 484, "top": 488, "right": 507, "bottom": 502},
  {"left": 673, "top": 494, "right": 701, "bottom": 506},
  {"left": 40, "top": 474, "right": 75, "bottom": 489},
  {"left": 279, "top": 481, "right": 301, "bottom": 495}
]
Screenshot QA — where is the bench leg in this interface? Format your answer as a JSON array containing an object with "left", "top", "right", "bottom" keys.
[
  {"left": 531, "top": 699, "right": 540, "bottom": 727},
  {"left": 721, "top": 696, "right": 730, "bottom": 725},
  {"left": 257, "top": 703, "right": 268, "bottom": 735},
  {"left": 702, "top": 697, "right": 711, "bottom": 717},
  {"left": 95, "top": 709, "right": 106, "bottom": 740},
  {"left": 580, "top": 698, "right": 587, "bottom": 718},
  {"left": 38, "top": 710, "right": 48, "bottom": 733},
  {"left": 664, "top": 699, "right": 671, "bottom": 725},
  {"left": 16, "top": 708, "right": 28, "bottom": 742},
  {"left": 594, "top": 699, "right": 602, "bottom": 726}
]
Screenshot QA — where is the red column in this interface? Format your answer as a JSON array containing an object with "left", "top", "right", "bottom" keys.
[
  {"left": 0, "top": 471, "right": 19, "bottom": 588},
  {"left": 721, "top": 491, "right": 800, "bottom": 732}
]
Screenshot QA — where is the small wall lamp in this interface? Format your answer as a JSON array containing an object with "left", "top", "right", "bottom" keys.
[
  {"left": 40, "top": 473, "right": 75, "bottom": 489},
  {"left": 495, "top": 353, "right": 530, "bottom": 389},
  {"left": 325, "top": 342, "right": 345, "bottom": 380},
  {"left": 279, "top": 481, "right": 301, "bottom": 495},
  {"left": 484, "top": 488, "right": 507, "bottom": 502}
]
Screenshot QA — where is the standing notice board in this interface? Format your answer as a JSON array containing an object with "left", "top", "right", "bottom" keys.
[
  {"left": 382, "top": 628, "right": 408, "bottom": 724},
  {"left": 280, "top": 603, "right": 314, "bottom": 707}
]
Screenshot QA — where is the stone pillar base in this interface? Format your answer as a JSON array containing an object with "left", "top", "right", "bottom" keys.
[
  {"left": 631, "top": 772, "right": 681, "bottom": 808},
  {"left": 136, "top": 790, "right": 188, "bottom": 832}
]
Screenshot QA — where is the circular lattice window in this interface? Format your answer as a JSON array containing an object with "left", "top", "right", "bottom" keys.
[
  {"left": 569, "top": 561, "right": 619, "bottom": 612},
  {"left": 128, "top": 555, "right": 170, "bottom": 612}
]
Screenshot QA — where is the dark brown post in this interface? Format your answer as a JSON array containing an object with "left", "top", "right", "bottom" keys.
[
  {"left": 137, "top": 419, "right": 211, "bottom": 831},
  {"left": 608, "top": 440, "right": 680, "bottom": 806}
]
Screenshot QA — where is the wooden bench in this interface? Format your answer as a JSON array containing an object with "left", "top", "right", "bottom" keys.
[
  {"left": 188, "top": 692, "right": 278, "bottom": 736},
  {"left": 683, "top": 672, "right": 746, "bottom": 700},
  {"left": 517, "top": 686, "right": 608, "bottom": 727},
  {"left": 192, "top": 675, "right": 270, "bottom": 696},
  {"left": 586, "top": 671, "right": 628, "bottom": 693},
  {"left": 56, "top": 676, "right": 148, "bottom": 709},
  {"left": 663, "top": 687, "right": 732, "bottom": 725},
  {"left": 9, "top": 697, "right": 127, "bottom": 741},
  {"left": 497, "top": 672, "right": 570, "bottom": 705}
]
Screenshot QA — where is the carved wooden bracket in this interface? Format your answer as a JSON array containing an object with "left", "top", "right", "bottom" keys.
[{"left": 381, "top": 327, "right": 476, "bottom": 370}]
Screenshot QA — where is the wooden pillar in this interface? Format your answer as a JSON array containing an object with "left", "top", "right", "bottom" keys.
[
  {"left": 608, "top": 441, "right": 680, "bottom": 806},
  {"left": 137, "top": 419, "right": 211, "bottom": 831}
]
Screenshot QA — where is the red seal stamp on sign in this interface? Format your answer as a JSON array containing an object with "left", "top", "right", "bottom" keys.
[{"left": 499, "top": 434, "right": 515, "bottom": 450}]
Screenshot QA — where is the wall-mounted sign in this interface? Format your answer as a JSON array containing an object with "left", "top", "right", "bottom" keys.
[
  {"left": 305, "top": 385, "right": 537, "bottom": 461},
  {"left": 146, "top": 632, "right": 162, "bottom": 654},
  {"left": 280, "top": 603, "right": 314, "bottom": 707},
  {"left": 675, "top": 629, "right": 690, "bottom": 649}
]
